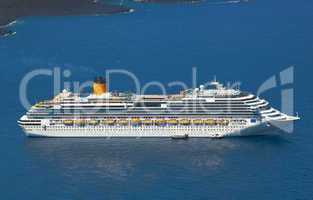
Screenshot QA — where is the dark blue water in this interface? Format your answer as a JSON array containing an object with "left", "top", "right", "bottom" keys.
[{"left": 1, "top": 0, "right": 313, "bottom": 199}]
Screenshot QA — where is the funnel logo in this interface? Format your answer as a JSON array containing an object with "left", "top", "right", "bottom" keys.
[{"left": 257, "top": 66, "right": 296, "bottom": 133}]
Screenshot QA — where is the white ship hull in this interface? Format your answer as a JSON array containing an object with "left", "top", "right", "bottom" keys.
[
  {"left": 21, "top": 122, "right": 283, "bottom": 138},
  {"left": 19, "top": 80, "right": 300, "bottom": 138}
]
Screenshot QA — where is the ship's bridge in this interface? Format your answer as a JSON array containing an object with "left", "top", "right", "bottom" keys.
[{"left": 184, "top": 81, "right": 240, "bottom": 98}]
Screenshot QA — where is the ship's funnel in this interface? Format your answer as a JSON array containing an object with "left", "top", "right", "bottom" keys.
[{"left": 93, "top": 76, "right": 107, "bottom": 95}]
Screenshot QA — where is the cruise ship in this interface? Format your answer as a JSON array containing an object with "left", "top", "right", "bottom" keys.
[{"left": 18, "top": 77, "right": 299, "bottom": 138}]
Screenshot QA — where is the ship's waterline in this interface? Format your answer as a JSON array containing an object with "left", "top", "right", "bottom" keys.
[{"left": 18, "top": 77, "right": 299, "bottom": 138}]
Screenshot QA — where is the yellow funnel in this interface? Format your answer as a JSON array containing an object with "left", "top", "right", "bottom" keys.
[{"left": 93, "top": 77, "right": 107, "bottom": 95}]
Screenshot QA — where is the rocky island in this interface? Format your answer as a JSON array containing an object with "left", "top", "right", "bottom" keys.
[{"left": 0, "top": 0, "right": 131, "bottom": 37}]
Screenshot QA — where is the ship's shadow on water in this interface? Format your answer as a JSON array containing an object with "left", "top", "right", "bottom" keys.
[{"left": 23, "top": 135, "right": 291, "bottom": 181}]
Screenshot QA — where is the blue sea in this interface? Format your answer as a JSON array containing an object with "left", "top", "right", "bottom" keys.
[{"left": 0, "top": 0, "right": 313, "bottom": 199}]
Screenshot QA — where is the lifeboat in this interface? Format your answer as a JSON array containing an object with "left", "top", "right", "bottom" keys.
[
  {"left": 193, "top": 119, "right": 203, "bottom": 125},
  {"left": 117, "top": 119, "right": 128, "bottom": 126},
  {"left": 204, "top": 119, "right": 216, "bottom": 125},
  {"left": 131, "top": 118, "right": 141, "bottom": 124},
  {"left": 155, "top": 119, "right": 166, "bottom": 126},
  {"left": 142, "top": 119, "right": 153, "bottom": 125},
  {"left": 74, "top": 119, "right": 86, "bottom": 126},
  {"left": 167, "top": 119, "right": 178, "bottom": 125},
  {"left": 102, "top": 119, "right": 115, "bottom": 125},
  {"left": 215, "top": 119, "right": 221, "bottom": 125},
  {"left": 88, "top": 120, "right": 99, "bottom": 126},
  {"left": 221, "top": 119, "right": 230, "bottom": 126},
  {"left": 172, "top": 134, "right": 189, "bottom": 139},
  {"left": 215, "top": 119, "right": 229, "bottom": 126},
  {"left": 179, "top": 119, "right": 191, "bottom": 125},
  {"left": 63, "top": 120, "right": 74, "bottom": 126}
]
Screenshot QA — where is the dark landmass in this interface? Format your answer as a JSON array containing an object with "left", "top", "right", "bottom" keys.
[
  {"left": 0, "top": 0, "right": 131, "bottom": 37},
  {"left": 134, "top": 0, "right": 248, "bottom": 4},
  {"left": 0, "top": 0, "right": 250, "bottom": 36},
  {"left": 0, "top": 27, "right": 15, "bottom": 37},
  {"left": 133, "top": 0, "right": 200, "bottom": 3}
]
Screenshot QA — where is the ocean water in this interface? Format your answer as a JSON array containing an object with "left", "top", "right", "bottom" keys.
[{"left": 0, "top": 0, "right": 313, "bottom": 199}]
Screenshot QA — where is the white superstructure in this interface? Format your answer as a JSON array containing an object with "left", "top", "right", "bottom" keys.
[{"left": 18, "top": 78, "right": 299, "bottom": 138}]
